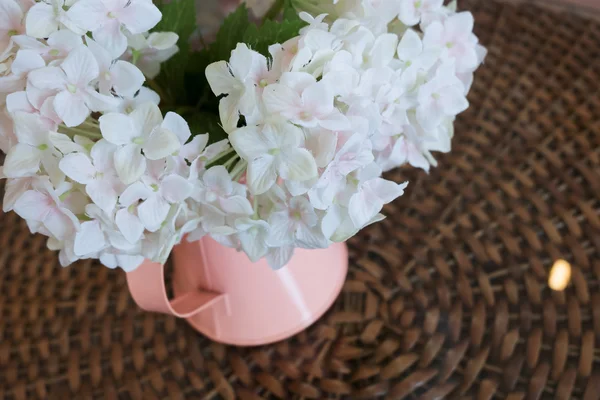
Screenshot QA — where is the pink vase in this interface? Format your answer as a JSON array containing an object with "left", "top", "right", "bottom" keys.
[{"left": 126, "top": 237, "right": 348, "bottom": 346}]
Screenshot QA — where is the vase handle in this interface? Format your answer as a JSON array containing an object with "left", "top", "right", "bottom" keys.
[{"left": 126, "top": 260, "right": 225, "bottom": 319}]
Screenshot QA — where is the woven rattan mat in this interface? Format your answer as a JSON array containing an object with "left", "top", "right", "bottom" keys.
[{"left": 2, "top": 0, "right": 600, "bottom": 399}]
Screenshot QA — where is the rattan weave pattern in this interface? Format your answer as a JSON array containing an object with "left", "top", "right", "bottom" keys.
[{"left": 1, "top": 0, "right": 600, "bottom": 398}]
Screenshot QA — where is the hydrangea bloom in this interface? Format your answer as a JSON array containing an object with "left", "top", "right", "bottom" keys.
[{"left": 0, "top": 0, "right": 485, "bottom": 272}]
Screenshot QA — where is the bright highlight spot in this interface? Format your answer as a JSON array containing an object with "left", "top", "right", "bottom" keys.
[{"left": 549, "top": 259, "right": 571, "bottom": 291}]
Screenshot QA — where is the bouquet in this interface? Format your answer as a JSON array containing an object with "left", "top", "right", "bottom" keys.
[{"left": 0, "top": 0, "right": 486, "bottom": 271}]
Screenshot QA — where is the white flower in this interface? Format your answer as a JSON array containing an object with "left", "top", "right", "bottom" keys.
[
  {"left": 99, "top": 102, "right": 181, "bottom": 184},
  {"left": 363, "top": 33, "right": 398, "bottom": 69},
  {"left": 266, "top": 245, "right": 294, "bottom": 270},
  {"left": 206, "top": 43, "right": 272, "bottom": 132},
  {"left": 416, "top": 61, "right": 468, "bottom": 131},
  {"left": 3, "top": 111, "right": 63, "bottom": 183},
  {"left": 161, "top": 111, "right": 206, "bottom": 164},
  {"left": 6, "top": 89, "right": 62, "bottom": 125},
  {"left": 0, "top": 105, "right": 16, "bottom": 153},
  {"left": 309, "top": 134, "right": 374, "bottom": 210},
  {"left": 0, "top": 0, "right": 24, "bottom": 58},
  {"left": 396, "top": 28, "right": 439, "bottom": 73},
  {"left": 118, "top": 160, "right": 192, "bottom": 232},
  {"left": 13, "top": 177, "right": 80, "bottom": 240},
  {"left": 347, "top": 163, "right": 408, "bottom": 228},
  {"left": 193, "top": 165, "right": 253, "bottom": 215},
  {"left": 230, "top": 119, "right": 318, "bottom": 195},
  {"left": 87, "top": 38, "right": 145, "bottom": 97},
  {"left": 422, "top": 12, "right": 481, "bottom": 73},
  {"left": 0, "top": 49, "right": 45, "bottom": 94},
  {"left": 321, "top": 50, "right": 360, "bottom": 98},
  {"left": 27, "top": 46, "right": 119, "bottom": 127},
  {"left": 299, "top": 12, "right": 329, "bottom": 34},
  {"left": 67, "top": 0, "right": 162, "bottom": 58},
  {"left": 263, "top": 72, "right": 349, "bottom": 131},
  {"left": 2, "top": 175, "right": 34, "bottom": 212},
  {"left": 398, "top": 0, "right": 444, "bottom": 27},
  {"left": 125, "top": 32, "right": 179, "bottom": 79},
  {"left": 25, "top": 0, "right": 83, "bottom": 39},
  {"left": 13, "top": 30, "right": 83, "bottom": 62},
  {"left": 268, "top": 196, "right": 329, "bottom": 249},
  {"left": 234, "top": 217, "right": 270, "bottom": 263},
  {"left": 115, "top": 86, "right": 160, "bottom": 114},
  {"left": 59, "top": 139, "right": 125, "bottom": 213},
  {"left": 100, "top": 250, "right": 144, "bottom": 271}
]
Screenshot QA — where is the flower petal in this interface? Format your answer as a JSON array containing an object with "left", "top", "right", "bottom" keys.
[
  {"left": 229, "top": 125, "right": 270, "bottom": 160},
  {"left": 162, "top": 111, "right": 190, "bottom": 145},
  {"left": 66, "top": 0, "right": 106, "bottom": 32},
  {"left": 181, "top": 134, "right": 208, "bottom": 161},
  {"left": 92, "top": 19, "right": 127, "bottom": 58},
  {"left": 53, "top": 90, "right": 89, "bottom": 127},
  {"left": 83, "top": 88, "right": 119, "bottom": 112},
  {"left": 25, "top": 2, "right": 58, "bottom": 38},
  {"left": 117, "top": 0, "right": 162, "bottom": 34},
  {"left": 99, "top": 113, "right": 137, "bottom": 145},
  {"left": 278, "top": 148, "right": 317, "bottom": 182},
  {"left": 205, "top": 61, "right": 240, "bottom": 96},
  {"left": 296, "top": 224, "right": 329, "bottom": 249},
  {"left": 61, "top": 46, "right": 99, "bottom": 86},
  {"left": 130, "top": 102, "right": 162, "bottom": 137},
  {"left": 262, "top": 83, "right": 302, "bottom": 115},
  {"left": 143, "top": 126, "right": 180, "bottom": 160},
  {"left": 220, "top": 195, "right": 253, "bottom": 216},
  {"left": 74, "top": 220, "right": 106, "bottom": 256},
  {"left": 138, "top": 194, "right": 170, "bottom": 232},
  {"left": 397, "top": 29, "right": 422, "bottom": 61},
  {"left": 218, "top": 94, "right": 241, "bottom": 134},
  {"left": 115, "top": 208, "right": 145, "bottom": 243},
  {"left": 266, "top": 246, "right": 294, "bottom": 270},
  {"left": 160, "top": 174, "right": 192, "bottom": 203},
  {"left": 11, "top": 111, "right": 54, "bottom": 146},
  {"left": 348, "top": 189, "right": 384, "bottom": 229},
  {"left": 3, "top": 144, "right": 42, "bottom": 178},
  {"left": 45, "top": 209, "right": 79, "bottom": 240},
  {"left": 247, "top": 155, "right": 276, "bottom": 195},
  {"left": 59, "top": 152, "right": 96, "bottom": 184},
  {"left": 110, "top": 60, "right": 145, "bottom": 97},
  {"left": 86, "top": 179, "right": 118, "bottom": 212},
  {"left": 119, "top": 181, "right": 151, "bottom": 206},
  {"left": 11, "top": 49, "right": 45, "bottom": 76},
  {"left": 27, "top": 66, "right": 66, "bottom": 91},
  {"left": 14, "top": 189, "right": 50, "bottom": 221},
  {"left": 49, "top": 132, "right": 85, "bottom": 155},
  {"left": 147, "top": 32, "right": 178, "bottom": 50},
  {"left": 114, "top": 143, "right": 146, "bottom": 184}
]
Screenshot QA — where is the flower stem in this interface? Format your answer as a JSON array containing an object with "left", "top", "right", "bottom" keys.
[
  {"left": 222, "top": 155, "right": 240, "bottom": 170},
  {"left": 262, "top": 0, "right": 284, "bottom": 24},
  {"left": 174, "top": 106, "right": 197, "bottom": 116},
  {"left": 205, "top": 147, "right": 236, "bottom": 169},
  {"left": 59, "top": 124, "right": 102, "bottom": 140},
  {"left": 230, "top": 160, "right": 248, "bottom": 182},
  {"left": 148, "top": 80, "right": 170, "bottom": 105},
  {"left": 252, "top": 196, "right": 259, "bottom": 219}
]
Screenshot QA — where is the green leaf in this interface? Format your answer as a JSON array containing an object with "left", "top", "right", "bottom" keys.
[
  {"left": 182, "top": 5, "right": 253, "bottom": 111},
  {"left": 243, "top": 18, "right": 305, "bottom": 57},
  {"left": 283, "top": 0, "right": 299, "bottom": 21},
  {"left": 210, "top": 4, "right": 251, "bottom": 63},
  {"left": 152, "top": 0, "right": 196, "bottom": 105}
]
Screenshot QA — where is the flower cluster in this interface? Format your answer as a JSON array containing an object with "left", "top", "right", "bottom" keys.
[
  {"left": 0, "top": 0, "right": 201, "bottom": 271},
  {"left": 0, "top": 0, "right": 485, "bottom": 272},
  {"left": 204, "top": 0, "right": 485, "bottom": 267}
]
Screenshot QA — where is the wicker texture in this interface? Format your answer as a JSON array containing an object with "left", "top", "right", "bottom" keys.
[{"left": 1, "top": 0, "right": 600, "bottom": 398}]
